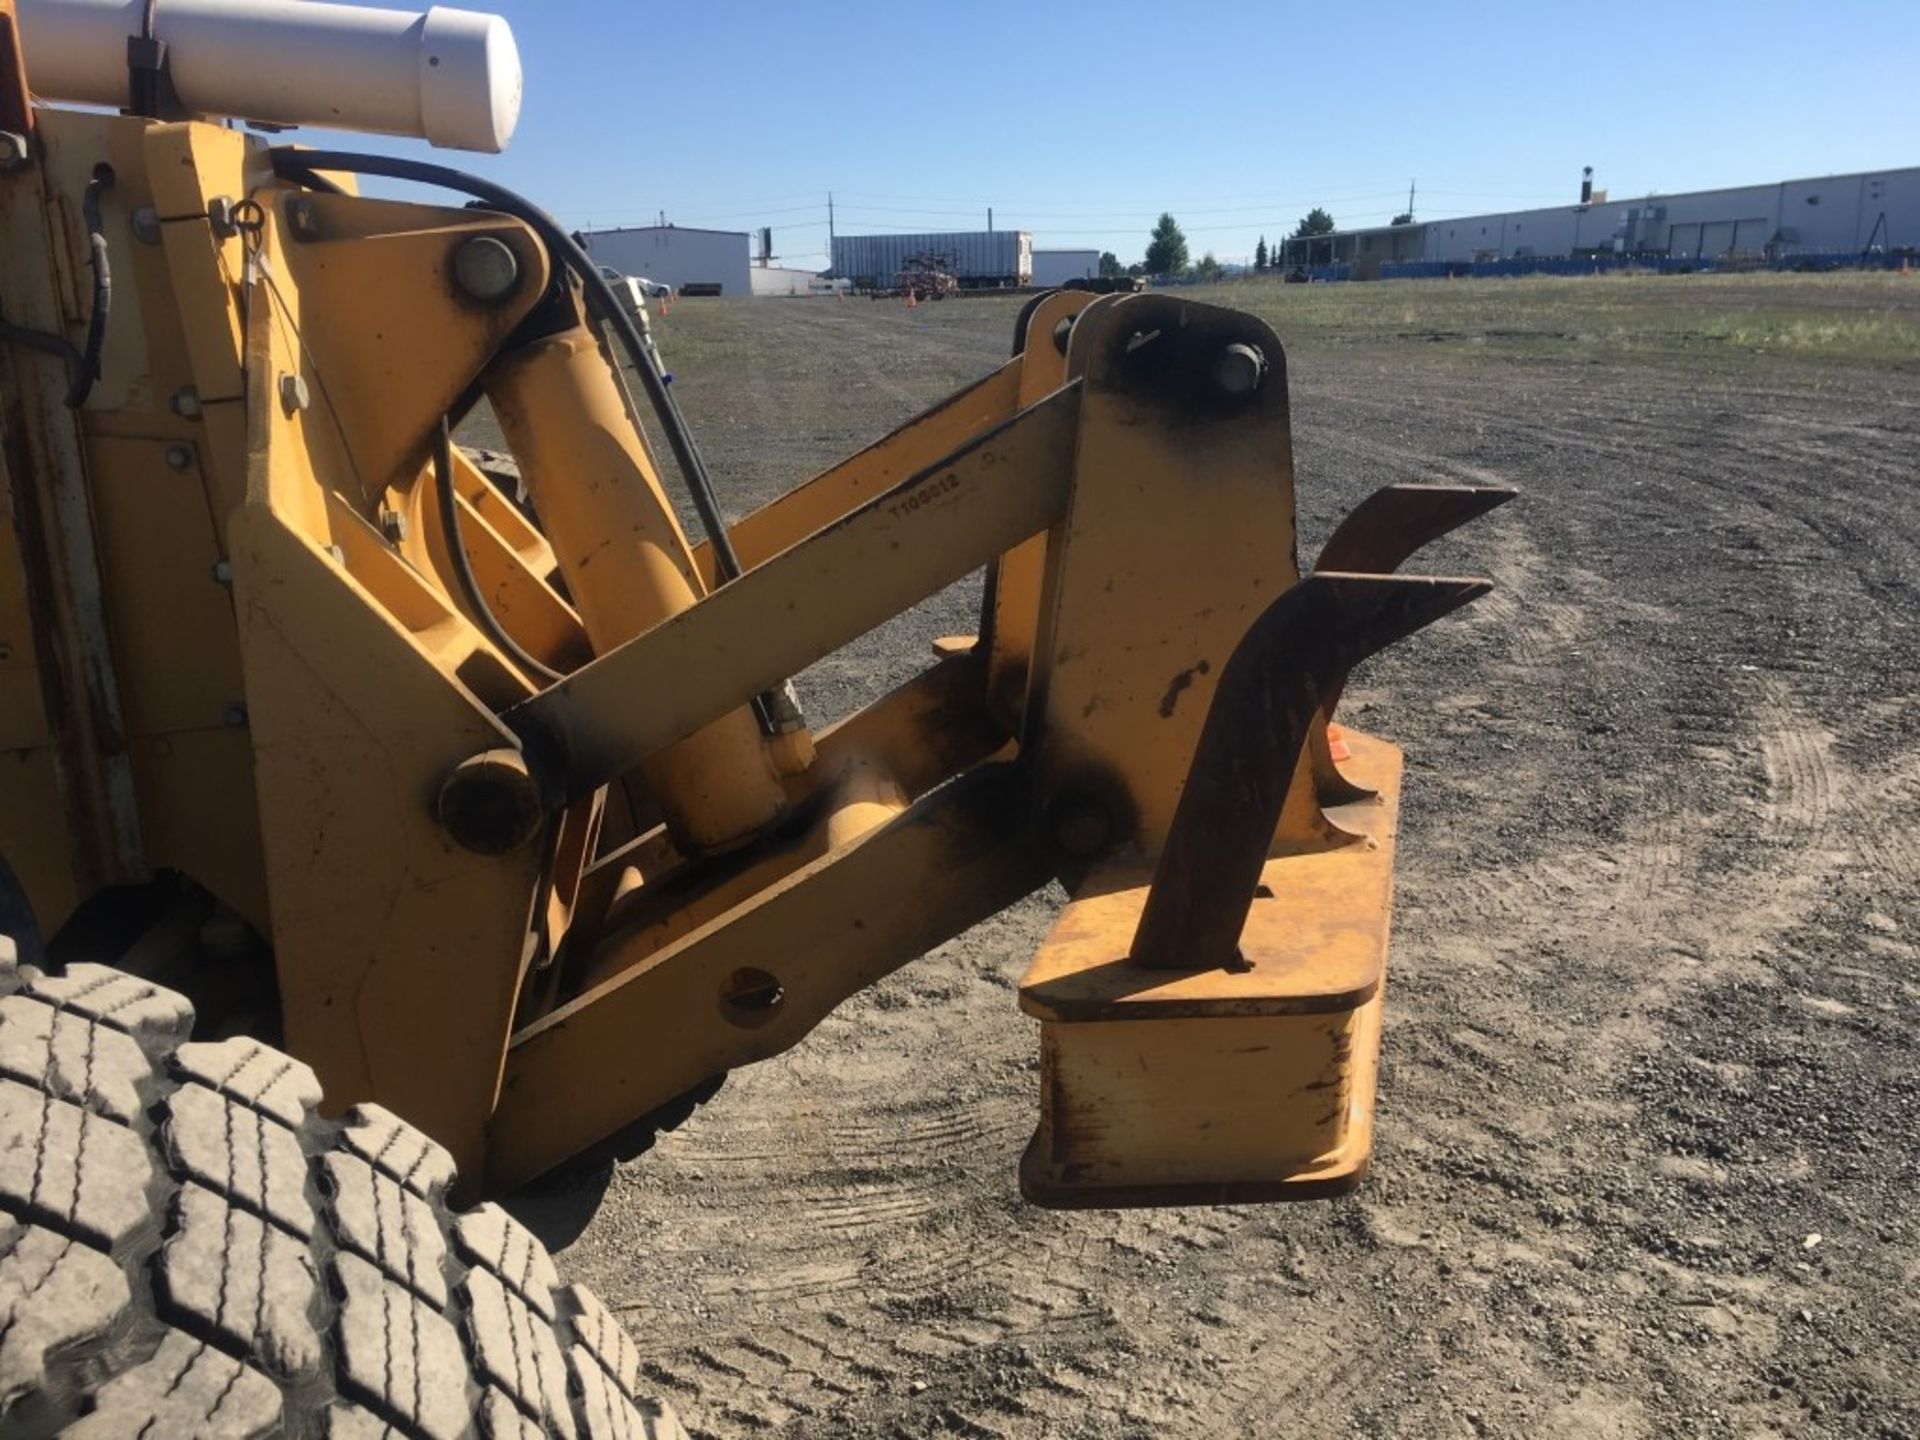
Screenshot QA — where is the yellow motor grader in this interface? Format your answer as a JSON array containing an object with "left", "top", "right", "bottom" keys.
[{"left": 0, "top": 1, "right": 1506, "bottom": 1433}]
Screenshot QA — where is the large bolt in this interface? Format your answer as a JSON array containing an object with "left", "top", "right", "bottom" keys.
[
  {"left": 1212, "top": 342, "right": 1267, "bottom": 398},
  {"left": 452, "top": 235, "right": 521, "bottom": 304},
  {"left": 1051, "top": 315, "right": 1075, "bottom": 355},
  {"left": 285, "top": 196, "right": 320, "bottom": 241},
  {"left": 438, "top": 748, "right": 545, "bottom": 855},
  {"left": 164, "top": 443, "right": 194, "bottom": 471},
  {"left": 1047, "top": 789, "right": 1116, "bottom": 860},
  {"left": 0, "top": 130, "right": 29, "bottom": 172},
  {"left": 279, "top": 373, "right": 310, "bottom": 415}
]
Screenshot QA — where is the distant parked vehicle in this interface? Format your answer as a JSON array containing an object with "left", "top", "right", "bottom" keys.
[{"left": 595, "top": 264, "right": 672, "bottom": 298}]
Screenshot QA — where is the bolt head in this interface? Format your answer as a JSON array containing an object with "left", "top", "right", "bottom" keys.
[
  {"left": 438, "top": 749, "right": 544, "bottom": 855},
  {"left": 0, "top": 130, "right": 29, "bottom": 172},
  {"left": 1212, "top": 342, "right": 1267, "bottom": 398},
  {"left": 130, "top": 206, "right": 162, "bottom": 245},
  {"left": 211, "top": 559, "right": 233, "bottom": 586},
  {"left": 1051, "top": 315, "right": 1075, "bottom": 355},
  {"left": 279, "top": 373, "right": 310, "bottom": 415},
  {"left": 284, "top": 196, "right": 319, "bottom": 241},
  {"left": 169, "top": 387, "right": 203, "bottom": 419},
  {"left": 164, "top": 443, "right": 193, "bottom": 471},
  {"left": 379, "top": 508, "right": 409, "bottom": 543},
  {"left": 223, "top": 703, "right": 249, "bottom": 728},
  {"left": 452, "top": 235, "right": 521, "bottom": 304},
  {"left": 1048, "top": 791, "right": 1116, "bottom": 860}
]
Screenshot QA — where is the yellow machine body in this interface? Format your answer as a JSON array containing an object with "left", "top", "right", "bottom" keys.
[{"left": 0, "top": 15, "right": 1503, "bottom": 1206}]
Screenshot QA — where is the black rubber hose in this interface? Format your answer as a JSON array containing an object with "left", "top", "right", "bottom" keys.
[
  {"left": 434, "top": 417, "right": 562, "bottom": 686},
  {"left": 265, "top": 147, "right": 749, "bottom": 588},
  {"left": 2, "top": 167, "right": 112, "bottom": 405},
  {"left": 70, "top": 166, "right": 115, "bottom": 408},
  {"left": 0, "top": 323, "right": 85, "bottom": 375}
]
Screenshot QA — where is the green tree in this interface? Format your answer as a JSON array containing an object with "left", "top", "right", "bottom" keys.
[
  {"left": 1391, "top": 212, "right": 1414, "bottom": 226},
  {"left": 1144, "top": 212, "right": 1189, "bottom": 277},
  {"left": 1291, "top": 207, "right": 1336, "bottom": 239},
  {"left": 1193, "top": 251, "right": 1223, "bottom": 283},
  {"left": 1254, "top": 236, "right": 1269, "bottom": 270},
  {"left": 1097, "top": 250, "right": 1124, "bottom": 278}
]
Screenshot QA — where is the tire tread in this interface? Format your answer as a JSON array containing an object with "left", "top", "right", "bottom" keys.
[{"left": 0, "top": 940, "right": 683, "bottom": 1438}]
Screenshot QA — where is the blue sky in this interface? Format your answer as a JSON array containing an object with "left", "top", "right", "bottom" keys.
[{"left": 318, "top": 0, "right": 1917, "bottom": 268}]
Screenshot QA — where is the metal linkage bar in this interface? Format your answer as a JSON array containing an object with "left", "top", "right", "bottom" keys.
[
  {"left": 1130, "top": 572, "right": 1490, "bottom": 973},
  {"left": 503, "top": 385, "right": 1080, "bottom": 800}
]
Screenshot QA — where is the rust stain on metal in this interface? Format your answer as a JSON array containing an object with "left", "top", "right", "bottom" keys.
[{"left": 1156, "top": 658, "right": 1210, "bottom": 719}]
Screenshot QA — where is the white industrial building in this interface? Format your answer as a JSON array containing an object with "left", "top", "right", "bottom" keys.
[
  {"left": 1280, "top": 166, "right": 1920, "bottom": 272},
  {"left": 1032, "top": 249, "right": 1100, "bottom": 287},
  {"left": 582, "top": 225, "right": 751, "bottom": 296},
  {"left": 749, "top": 265, "right": 826, "bottom": 297}
]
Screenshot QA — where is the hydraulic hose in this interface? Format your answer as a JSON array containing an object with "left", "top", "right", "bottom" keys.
[
  {"left": 265, "top": 147, "right": 748, "bottom": 587},
  {"left": 71, "top": 166, "right": 114, "bottom": 408},
  {"left": 434, "top": 417, "right": 562, "bottom": 686},
  {"left": 1, "top": 164, "right": 112, "bottom": 407}
]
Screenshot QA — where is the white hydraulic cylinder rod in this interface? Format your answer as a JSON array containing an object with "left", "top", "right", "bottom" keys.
[{"left": 16, "top": 0, "right": 521, "bottom": 152}]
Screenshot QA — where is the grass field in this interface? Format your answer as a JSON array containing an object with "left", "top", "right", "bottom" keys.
[{"left": 1184, "top": 270, "right": 1920, "bottom": 366}]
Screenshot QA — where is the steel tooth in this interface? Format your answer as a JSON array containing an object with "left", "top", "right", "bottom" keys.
[
  {"left": 1314, "top": 483, "right": 1515, "bottom": 574},
  {"left": 1309, "top": 484, "right": 1515, "bottom": 804},
  {"left": 1132, "top": 572, "right": 1491, "bottom": 973}
]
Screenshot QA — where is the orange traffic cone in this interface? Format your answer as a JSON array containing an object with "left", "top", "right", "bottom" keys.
[{"left": 906, "top": 288, "right": 918, "bottom": 309}]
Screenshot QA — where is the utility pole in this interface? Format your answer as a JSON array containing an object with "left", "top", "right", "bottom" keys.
[
  {"left": 1407, "top": 178, "right": 1416, "bottom": 220},
  {"left": 987, "top": 206, "right": 993, "bottom": 232},
  {"left": 828, "top": 191, "right": 835, "bottom": 260}
]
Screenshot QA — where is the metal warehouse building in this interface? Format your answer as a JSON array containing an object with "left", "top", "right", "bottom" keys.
[
  {"left": 582, "top": 225, "right": 752, "bottom": 296},
  {"left": 1281, "top": 166, "right": 1920, "bottom": 273}
]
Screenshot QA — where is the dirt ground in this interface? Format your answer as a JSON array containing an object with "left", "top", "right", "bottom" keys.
[{"left": 505, "top": 275, "right": 1920, "bottom": 1439}]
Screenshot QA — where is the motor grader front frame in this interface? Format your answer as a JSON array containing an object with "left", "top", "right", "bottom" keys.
[{"left": 0, "top": 17, "right": 1505, "bottom": 1209}]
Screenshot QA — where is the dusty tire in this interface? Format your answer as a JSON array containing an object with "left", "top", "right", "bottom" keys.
[{"left": 0, "top": 941, "right": 685, "bottom": 1439}]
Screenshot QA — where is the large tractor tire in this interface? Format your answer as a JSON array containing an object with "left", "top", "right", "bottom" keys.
[{"left": 0, "top": 941, "right": 685, "bottom": 1439}]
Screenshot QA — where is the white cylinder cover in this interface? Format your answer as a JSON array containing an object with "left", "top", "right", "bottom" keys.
[{"left": 16, "top": 0, "right": 522, "bottom": 152}]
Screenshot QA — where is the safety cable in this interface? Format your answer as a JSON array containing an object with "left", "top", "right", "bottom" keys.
[{"left": 434, "top": 416, "right": 563, "bottom": 686}]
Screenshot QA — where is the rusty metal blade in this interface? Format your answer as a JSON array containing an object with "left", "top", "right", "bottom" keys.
[
  {"left": 1309, "top": 484, "right": 1514, "bottom": 804},
  {"left": 1131, "top": 572, "right": 1490, "bottom": 973},
  {"left": 1314, "top": 483, "right": 1514, "bottom": 574}
]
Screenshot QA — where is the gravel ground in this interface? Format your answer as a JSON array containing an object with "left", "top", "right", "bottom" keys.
[{"left": 502, "top": 276, "right": 1920, "bottom": 1440}]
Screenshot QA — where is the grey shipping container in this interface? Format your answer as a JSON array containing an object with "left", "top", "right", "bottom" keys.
[{"left": 832, "top": 231, "right": 1033, "bottom": 289}]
